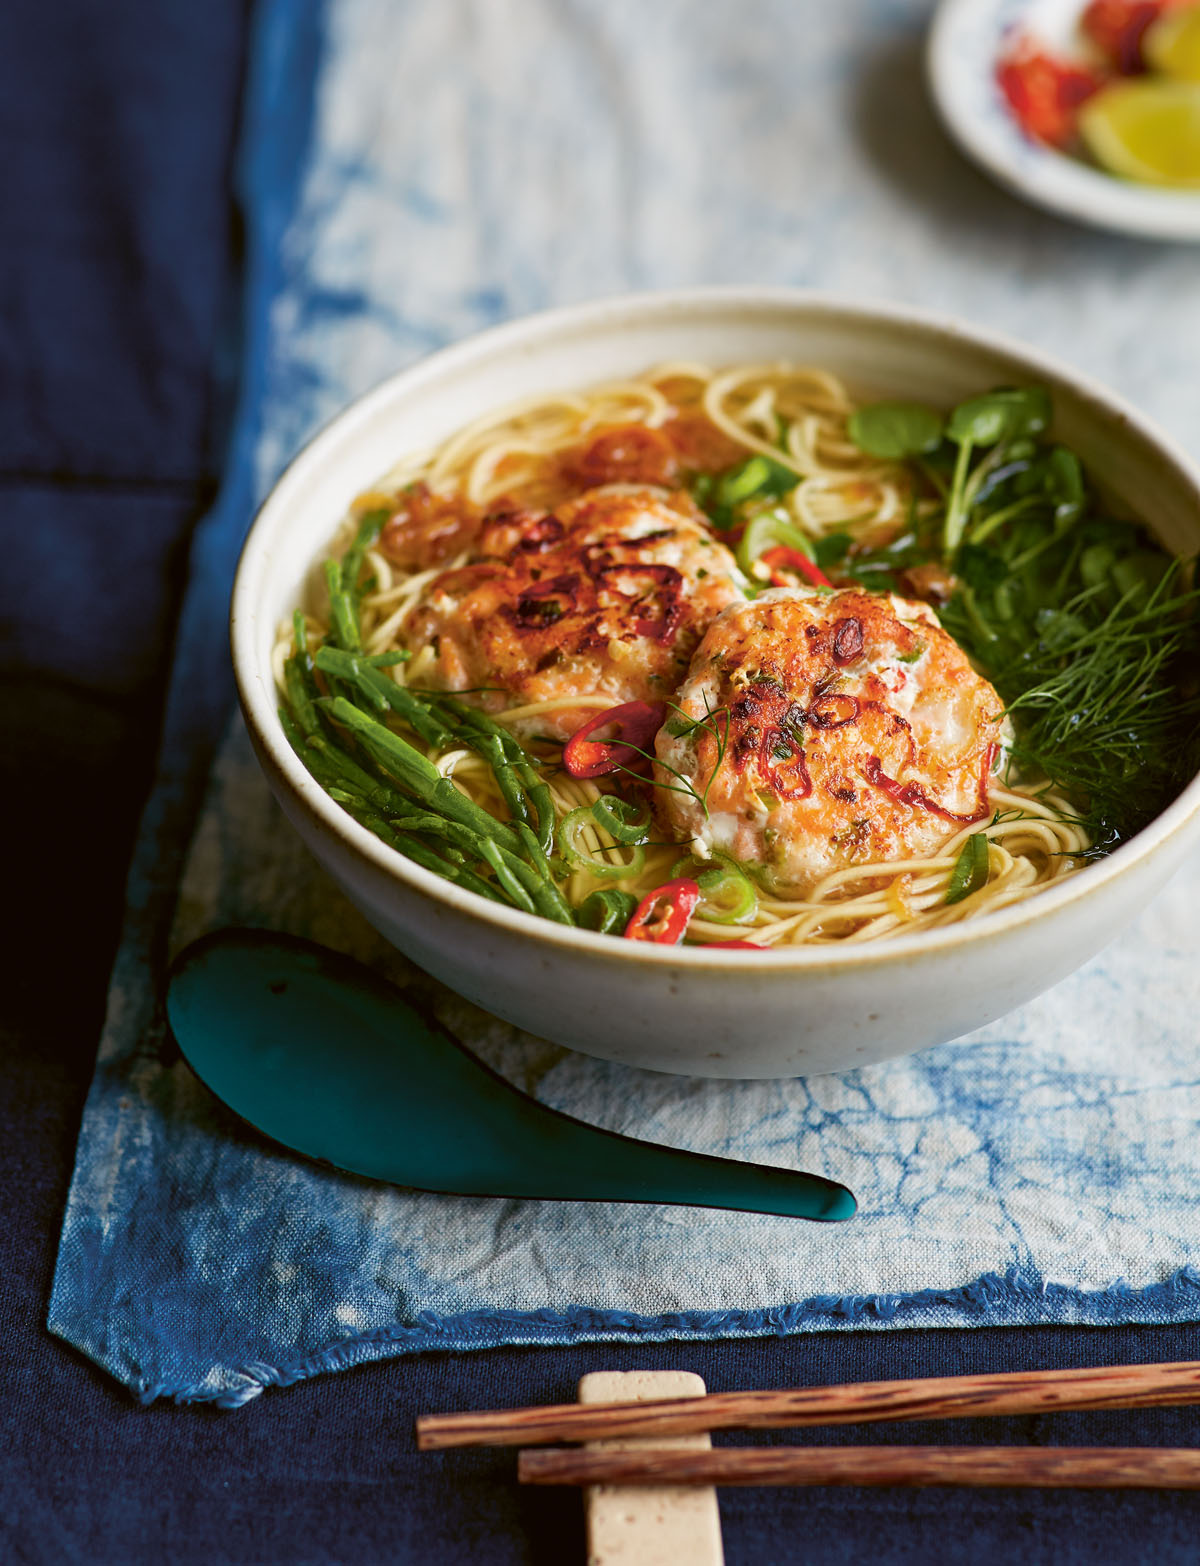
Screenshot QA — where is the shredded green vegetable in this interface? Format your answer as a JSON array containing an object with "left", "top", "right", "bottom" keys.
[{"left": 945, "top": 833, "right": 990, "bottom": 905}]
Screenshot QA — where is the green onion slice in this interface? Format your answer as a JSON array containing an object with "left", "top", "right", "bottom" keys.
[
  {"left": 671, "top": 853, "right": 758, "bottom": 924},
  {"left": 591, "top": 795, "right": 652, "bottom": 844},
  {"left": 715, "top": 454, "right": 798, "bottom": 510},
  {"left": 736, "top": 509, "right": 816, "bottom": 580},
  {"left": 945, "top": 832, "right": 990, "bottom": 905},
  {"left": 560, "top": 806, "right": 647, "bottom": 880},
  {"left": 577, "top": 888, "right": 639, "bottom": 934}
]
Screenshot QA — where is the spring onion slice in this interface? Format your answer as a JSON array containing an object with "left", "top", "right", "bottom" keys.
[
  {"left": 560, "top": 806, "right": 647, "bottom": 880},
  {"left": 591, "top": 795, "right": 652, "bottom": 845},
  {"left": 672, "top": 853, "right": 758, "bottom": 924},
  {"left": 577, "top": 889, "right": 639, "bottom": 934},
  {"left": 736, "top": 508, "right": 816, "bottom": 579}
]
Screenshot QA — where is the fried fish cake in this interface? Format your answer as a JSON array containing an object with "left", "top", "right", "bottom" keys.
[
  {"left": 408, "top": 486, "right": 747, "bottom": 739},
  {"left": 655, "top": 587, "right": 1007, "bottom": 891}
]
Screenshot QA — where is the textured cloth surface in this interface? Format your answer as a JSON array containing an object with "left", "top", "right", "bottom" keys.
[{"left": 49, "top": 0, "right": 1200, "bottom": 1411}]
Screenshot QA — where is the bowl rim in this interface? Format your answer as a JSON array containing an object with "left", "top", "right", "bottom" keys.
[
  {"left": 927, "top": 0, "right": 1200, "bottom": 243},
  {"left": 231, "top": 283, "right": 1200, "bottom": 973}
]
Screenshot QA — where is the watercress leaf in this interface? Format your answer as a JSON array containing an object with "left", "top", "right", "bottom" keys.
[
  {"left": 1042, "top": 445, "right": 1086, "bottom": 529},
  {"left": 1045, "top": 445, "right": 1083, "bottom": 505},
  {"left": 947, "top": 387, "right": 1051, "bottom": 447},
  {"left": 1007, "top": 386, "right": 1052, "bottom": 436},
  {"left": 1080, "top": 541, "right": 1118, "bottom": 590},
  {"left": 972, "top": 457, "right": 1036, "bottom": 509},
  {"left": 1111, "top": 550, "right": 1171, "bottom": 602},
  {"left": 847, "top": 401, "right": 945, "bottom": 459},
  {"left": 947, "top": 396, "right": 1010, "bottom": 447}
]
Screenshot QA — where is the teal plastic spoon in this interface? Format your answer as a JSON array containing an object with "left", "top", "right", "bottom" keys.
[{"left": 165, "top": 929, "right": 856, "bottom": 1222}]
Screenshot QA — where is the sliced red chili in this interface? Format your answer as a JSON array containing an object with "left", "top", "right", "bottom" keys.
[
  {"left": 761, "top": 546, "right": 834, "bottom": 591},
  {"left": 831, "top": 616, "right": 864, "bottom": 666},
  {"left": 809, "top": 692, "right": 860, "bottom": 729},
  {"left": 562, "top": 700, "right": 667, "bottom": 778},
  {"left": 996, "top": 43, "right": 1105, "bottom": 147},
  {"left": 861, "top": 741, "right": 995, "bottom": 826},
  {"left": 623, "top": 878, "right": 700, "bottom": 944},
  {"left": 1081, "top": 0, "right": 1164, "bottom": 74}
]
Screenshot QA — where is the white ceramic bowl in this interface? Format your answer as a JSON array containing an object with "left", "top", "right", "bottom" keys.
[
  {"left": 928, "top": 0, "right": 1200, "bottom": 242},
  {"left": 232, "top": 288, "right": 1200, "bottom": 1079}
]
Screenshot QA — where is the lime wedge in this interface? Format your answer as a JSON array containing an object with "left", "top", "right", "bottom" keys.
[
  {"left": 1145, "top": 4, "right": 1200, "bottom": 84},
  {"left": 1079, "top": 78, "right": 1200, "bottom": 187}
]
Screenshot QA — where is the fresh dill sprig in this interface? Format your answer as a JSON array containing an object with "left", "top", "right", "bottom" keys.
[
  {"left": 993, "top": 575, "right": 1200, "bottom": 850},
  {"left": 608, "top": 694, "right": 732, "bottom": 820}
]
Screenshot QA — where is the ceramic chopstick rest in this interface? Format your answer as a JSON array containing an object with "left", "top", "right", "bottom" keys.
[{"left": 578, "top": 1370, "right": 724, "bottom": 1566}]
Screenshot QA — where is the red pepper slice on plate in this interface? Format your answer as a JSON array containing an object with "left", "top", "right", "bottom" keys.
[
  {"left": 1081, "top": 0, "right": 1169, "bottom": 74},
  {"left": 623, "top": 878, "right": 700, "bottom": 944},
  {"left": 996, "top": 42, "right": 1105, "bottom": 147},
  {"left": 562, "top": 700, "right": 667, "bottom": 778},
  {"left": 760, "top": 546, "right": 834, "bottom": 591}
]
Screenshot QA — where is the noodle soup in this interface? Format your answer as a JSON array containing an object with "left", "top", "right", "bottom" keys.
[{"left": 274, "top": 363, "right": 1197, "bottom": 949}]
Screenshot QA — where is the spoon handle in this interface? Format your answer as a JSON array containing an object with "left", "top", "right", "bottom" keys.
[{"left": 472, "top": 1103, "right": 856, "bottom": 1221}]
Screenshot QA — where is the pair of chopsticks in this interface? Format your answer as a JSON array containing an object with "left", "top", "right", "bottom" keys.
[{"left": 416, "top": 1359, "right": 1200, "bottom": 1489}]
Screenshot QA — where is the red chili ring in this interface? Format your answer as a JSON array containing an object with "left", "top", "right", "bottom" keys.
[
  {"left": 623, "top": 878, "right": 701, "bottom": 944},
  {"left": 562, "top": 700, "right": 667, "bottom": 779},
  {"left": 761, "top": 546, "right": 834, "bottom": 591}
]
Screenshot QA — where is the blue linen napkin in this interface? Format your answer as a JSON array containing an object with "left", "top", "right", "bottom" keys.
[{"left": 49, "top": 0, "right": 1200, "bottom": 1408}]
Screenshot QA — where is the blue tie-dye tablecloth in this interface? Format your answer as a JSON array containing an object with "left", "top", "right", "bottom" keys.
[{"left": 49, "top": 0, "right": 1200, "bottom": 1407}]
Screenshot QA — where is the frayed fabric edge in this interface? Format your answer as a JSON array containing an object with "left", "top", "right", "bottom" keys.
[{"left": 126, "top": 1263, "right": 1200, "bottom": 1410}]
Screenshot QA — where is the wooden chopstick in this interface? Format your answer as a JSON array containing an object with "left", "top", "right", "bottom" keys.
[
  {"left": 517, "top": 1444, "right": 1200, "bottom": 1490},
  {"left": 416, "top": 1359, "right": 1200, "bottom": 1450}
]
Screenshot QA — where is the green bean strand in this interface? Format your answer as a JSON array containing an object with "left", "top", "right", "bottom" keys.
[
  {"left": 315, "top": 645, "right": 455, "bottom": 749},
  {"left": 323, "top": 560, "right": 362, "bottom": 652},
  {"left": 437, "top": 696, "right": 556, "bottom": 851},
  {"left": 327, "top": 698, "right": 523, "bottom": 853}
]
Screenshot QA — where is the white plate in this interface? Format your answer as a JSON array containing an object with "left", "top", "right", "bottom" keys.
[{"left": 928, "top": 0, "right": 1200, "bottom": 240}]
